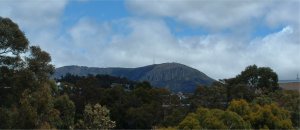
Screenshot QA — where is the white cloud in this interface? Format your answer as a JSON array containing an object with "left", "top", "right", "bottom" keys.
[
  {"left": 265, "top": 1, "right": 300, "bottom": 28},
  {"left": 247, "top": 26, "right": 300, "bottom": 79},
  {"left": 0, "top": 0, "right": 298, "bottom": 80},
  {"left": 60, "top": 17, "right": 299, "bottom": 80},
  {"left": 0, "top": 0, "right": 69, "bottom": 66},
  {"left": 126, "top": 0, "right": 299, "bottom": 30},
  {"left": 0, "top": 0, "right": 68, "bottom": 31}
]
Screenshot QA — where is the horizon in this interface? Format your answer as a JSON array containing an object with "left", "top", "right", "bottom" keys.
[{"left": 0, "top": 0, "right": 299, "bottom": 80}]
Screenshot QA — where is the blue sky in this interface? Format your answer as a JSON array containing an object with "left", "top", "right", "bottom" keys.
[
  {"left": 63, "top": 1, "right": 128, "bottom": 26},
  {"left": 63, "top": 0, "right": 283, "bottom": 38},
  {"left": 0, "top": 0, "right": 299, "bottom": 80}
]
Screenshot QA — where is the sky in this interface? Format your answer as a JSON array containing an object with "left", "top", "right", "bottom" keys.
[{"left": 0, "top": 0, "right": 299, "bottom": 80}]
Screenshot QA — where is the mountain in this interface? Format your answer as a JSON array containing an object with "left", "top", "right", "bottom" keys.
[{"left": 54, "top": 63, "right": 215, "bottom": 92}]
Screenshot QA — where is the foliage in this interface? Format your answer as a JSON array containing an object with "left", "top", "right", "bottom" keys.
[
  {"left": 54, "top": 94, "right": 76, "bottom": 129},
  {"left": 75, "top": 103, "right": 116, "bottom": 129},
  {"left": 191, "top": 84, "right": 227, "bottom": 109},
  {"left": 225, "top": 65, "right": 279, "bottom": 96},
  {"left": 0, "top": 17, "right": 28, "bottom": 68},
  {"left": 179, "top": 107, "right": 250, "bottom": 129},
  {"left": 58, "top": 74, "right": 175, "bottom": 129},
  {"left": 0, "top": 17, "right": 69, "bottom": 129},
  {"left": 179, "top": 99, "right": 294, "bottom": 129},
  {"left": 18, "top": 86, "right": 62, "bottom": 129},
  {"left": 261, "top": 90, "right": 300, "bottom": 128},
  {"left": 162, "top": 107, "right": 188, "bottom": 127},
  {"left": 249, "top": 103, "right": 293, "bottom": 129},
  {"left": 227, "top": 99, "right": 251, "bottom": 119},
  {"left": 178, "top": 113, "right": 201, "bottom": 129}
]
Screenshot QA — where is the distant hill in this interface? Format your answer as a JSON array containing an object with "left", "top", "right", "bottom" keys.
[{"left": 54, "top": 62, "right": 215, "bottom": 92}]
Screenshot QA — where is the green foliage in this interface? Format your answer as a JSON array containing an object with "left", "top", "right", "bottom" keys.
[
  {"left": 178, "top": 113, "right": 201, "bottom": 129},
  {"left": 258, "top": 90, "right": 300, "bottom": 128},
  {"left": 226, "top": 83, "right": 256, "bottom": 102},
  {"left": 227, "top": 99, "right": 251, "bottom": 119},
  {"left": 191, "top": 84, "right": 227, "bottom": 109},
  {"left": 54, "top": 94, "right": 75, "bottom": 129},
  {"left": 252, "top": 95, "right": 273, "bottom": 105},
  {"left": 162, "top": 107, "right": 188, "bottom": 127},
  {"left": 75, "top": 103, "right": 116, "bottom": 129},
  {"left": 0, "top": 17, "right": 74, "bottom": 129},
  {"left": 125, "top": 106, "right": 154, "bottom": 128},
  {"left": 227, "top": 99, "right": 293, "bottom": 129},
  {"left": 0, "top": 17, "right": 28, "bottom": 67},
  {"left": 221, "top": 111, "right": 251, "bottom": 129},
  {"left": 250, "top": 103, "right": 293, "bottom": 129},
  {"left": 17, "top": 86, "right": 62, "bottom": 129},
  {"left": 229, "top": 65, "right": 279, "bottom": 95},
  {"left": 0, "top": 106, "right": 18, "bottom": 128},
  {"left": 179, "top": 107, "right": 250, "bottom": 129},
  {"left": 58, "top": 74, "right": 171, "bottom": 129},
  {"left": 26, "top": 46, "right": 54, "bottom": 81},
  {"left": 179, "top": 99, "right": 293, "bottom": 129},
  {"left": 199, "top": 108, "right": 250, "bottom": 129}
]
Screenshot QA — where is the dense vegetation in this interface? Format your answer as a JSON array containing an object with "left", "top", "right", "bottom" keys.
[
  {"left": 1, "top": 17, "right": 299, "bottom": 129},
  {"left": 54, "top": 62, "right": 215, "bottom": 93}
]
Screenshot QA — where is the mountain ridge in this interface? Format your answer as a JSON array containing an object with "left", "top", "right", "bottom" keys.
[{"left": 54, "top": 62, "right": 215, "bottom": 92}]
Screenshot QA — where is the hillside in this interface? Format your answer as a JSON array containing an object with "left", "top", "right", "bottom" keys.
[{"left": 54, "top": 63, "right": 215, "bottom": 92}]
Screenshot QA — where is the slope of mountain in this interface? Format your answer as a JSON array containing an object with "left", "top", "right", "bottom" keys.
[{"left": 54, "top": 63, "right": 215, "bottom": 92}]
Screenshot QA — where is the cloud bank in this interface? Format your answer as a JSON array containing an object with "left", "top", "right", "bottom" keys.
[{"left": 0, "top": 0, "right": 299, "bottom": 80}]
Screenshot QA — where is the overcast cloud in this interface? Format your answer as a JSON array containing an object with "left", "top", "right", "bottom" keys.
[{"left": 0, "top": 0, "right": 299, "bottom": 80}]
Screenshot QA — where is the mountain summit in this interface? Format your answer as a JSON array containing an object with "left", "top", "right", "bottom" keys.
[{"left": 54, "top": 63, "right": 215, "bottom": 92}]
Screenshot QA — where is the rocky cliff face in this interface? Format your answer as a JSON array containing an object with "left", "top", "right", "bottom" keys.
[{"left": 54, "top": 63, "right": 215, "bottom": 92}]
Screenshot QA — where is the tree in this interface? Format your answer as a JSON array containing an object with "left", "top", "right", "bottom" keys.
[
  {"left": 178, "top": 113, "right": 201, "bottom": 129},
  {"left": 0, "top": 17, "right": 75, "bottom": 129},
  {"left": 180, "top": 99, "right": 293, "bottom": 129},
  {"left": 227, "top": 99, "right": 251, "bottom": 120},
  {"left": 228, "top": 99, "right": 293, "bottom": 129},
  {"left": 178, "top": 107, "right": 250, "bottom": 129},
  {"left": 54, "top": 94, "right": 76, "bottom": 129},
  {"left": 16, "top": 85, "right": 62, "bottom": 129},
  {"left": 233, "top": 65, "right": 279, "bottom": 95},
  {"left": 76, "top": 103, "right": 116, "bottom": 129},
  {"left": 0, "top": 17, "right": 29, "bottom": 107},
  {"left": 260, "top": 90, "right": 300, "bottom": 128},
  {"left": 0, "top": 17, "right": 28, "bottom": 68},
  {"left": 250, "top": 103, "right": 293, "bottom": 129},
  {"left": 219, "top": 65, "right": 279, "bottom": 104},
  {"left": 220, "top": 111, "right": 251, "bottom": 129},
  {"left": 226, "top": 83, "right": 256, "bottom": 102},
  {"left": 197, "top": 108, "right": 227, "bottom": 129},
  {"left": 26, "top": 46, "right": 54, "bottom": 81},
  {"left": 191, "top": 84, "right": 227, "bottom": 109},
  {"left": 162, "top": 107, "right": 188, "bottom": 127}
]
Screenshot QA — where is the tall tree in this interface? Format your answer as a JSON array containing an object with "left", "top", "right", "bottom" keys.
[
  {"left": 0, "top": 17, "right": 75, "bottom": 129},
  {"left": 0, "top": 17, "right": 29, "bottom": 107},
  {"left": 233, "top": 65, "right": 279, "bottom": 94}
]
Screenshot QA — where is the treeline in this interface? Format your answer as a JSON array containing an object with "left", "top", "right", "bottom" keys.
[
  {"left": 57, "top": 65, "right": 300, "bottom": 129},
  {"left": 1, "top": 17, "right": 299, "bottom": 129},
  {"left": 178, "top": 65, "right": 300, "bottom": 129},
  {"left": 57, "top": 74, "right": 177, "bottom": 128}
]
